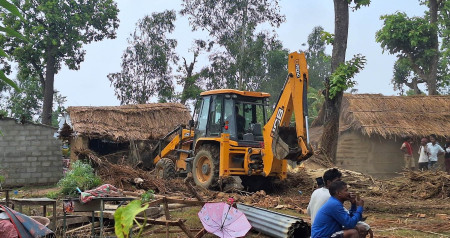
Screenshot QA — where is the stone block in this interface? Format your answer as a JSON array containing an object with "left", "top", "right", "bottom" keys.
[
  {"left": 15, "top": 178, "right": 25, "bottom": 184},
  {"left": 18, "top": 130, "right": 28, "bottom": 136},
  {"left": 31, "top": 172, "right": 41, "bottom": 178},
  {"left": 42, "top": 161, "right": 51, "bottom": 167},
  {"left": 8, "top": 141, "right": 19, "bottom": 147},
  {"left": 11, "top": 157, "right": 26, "bottom": 162},
  {"left": 30, "top": 130, "right": 41, "bottom": 136},
  {"left": 16, "top": 146, "right": 27, "bottom": 151},
  {"left": 21, "top": 162, "right": 31, "bottom": 167},
  {"left": 31, "top": 141, "right": 41, "bottom": 146},
  {"left": 26, "top": 167, "right": 37, "bottom": 173},
  {"left": 20, "top": 141, "right": 31, "bottom": 146},
  {"left": 27, "top": 157, "right": 38, "bottom": 162},
  {"left": 31, "top": 151, "right": 42, "bottom": 156},
  {"left": 5, "top": 130, "right": 19, "bottom": 136},
  {"left": 20, "top": 173, "right": 31, "bottom": 179},
  {"left": 38, "top": 178, "right": 48, "bottom": 184},
  {"left": 31, "top": 161, "right": 41, "bottom": 167}
]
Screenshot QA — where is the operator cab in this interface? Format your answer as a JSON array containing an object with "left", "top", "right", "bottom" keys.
[{"left": 194, "top": 89, "right": 270, "bottom": 144}]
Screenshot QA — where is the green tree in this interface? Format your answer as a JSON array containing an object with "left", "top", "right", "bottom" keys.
[
  {"left": 181, "top": 0, "right": 285, "bottom": 90},
  {"left": 1, "top": 68, "right": 66, "bottom": 126},
  {"left": 255, "top": 37, "right": 289, "bottom": 105},
  {"left": 305, "top": 26, "right": 331, "bottom": 90},
  {"left": 1, "top": 0, "right": 119, "bottom": 125},
  {"left": 376, "top": 0, "right": 450, "bottom": 95},
  {"left": 177, "top": 39, "right": 211, "bottom": 105},
  {"left": 108, "top": 10, "right": 178, "bottom": 104},
  {"left": 6, "top": 70, "right": 42, "bottom": 122},
  {"left": 316, "top": 0, "right": 370, "bottom": 161},
  {"left": 0, "top": 0, "right": 26, "bottom": 91}
]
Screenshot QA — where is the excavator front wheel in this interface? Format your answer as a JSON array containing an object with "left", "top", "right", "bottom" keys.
[
  {"left": 155, "top": 158, "right": 176, "bottom": 179},
  {"left": 193, "top": 145, "right": 219, "bottom": 189}
]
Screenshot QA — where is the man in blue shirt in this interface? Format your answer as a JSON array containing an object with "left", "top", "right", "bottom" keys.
[{"left": 311, "top": 181, "right": 364, "bottom": 238}]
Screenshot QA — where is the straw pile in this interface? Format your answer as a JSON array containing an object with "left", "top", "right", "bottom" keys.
[
  {"left": 67, "top": 103, "right": 191, "bottom": 142},
  {"left": 74, "top": 149, "right": 168, "bottom": 193},
  {"left": 339, "top": 94, "right": 449, "bottom": 138},
  {"left": 380, "top": 170, "right": 450, "bottom": 200}
]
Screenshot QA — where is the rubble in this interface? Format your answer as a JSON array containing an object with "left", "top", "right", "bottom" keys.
[{"left": 379, "top": 170, "right": 450, "bottom": 200}]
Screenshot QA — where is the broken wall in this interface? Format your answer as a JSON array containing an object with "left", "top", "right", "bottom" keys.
[{"left": 0, "top": 118, "right": 62, "bottom": 186}]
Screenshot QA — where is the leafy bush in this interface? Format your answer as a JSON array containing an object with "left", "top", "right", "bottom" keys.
[
  {"left": 57, "top": 160, "right": 102, "bottom": 196},
  {"left": 46, "top": 191, "right": 60, "bottom": 199}
]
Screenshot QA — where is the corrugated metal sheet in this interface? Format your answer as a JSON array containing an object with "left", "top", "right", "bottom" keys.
[{"left": 237, "top": 203, "right": 310, "bottom": 238}]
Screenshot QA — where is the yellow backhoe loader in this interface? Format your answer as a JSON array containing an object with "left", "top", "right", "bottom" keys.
[{"left": 150, "top": 51, "right": 313, "bottom": 190}]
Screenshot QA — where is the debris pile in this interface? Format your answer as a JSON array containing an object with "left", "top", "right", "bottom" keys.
[
  {"left": 74, "top": 149, "right": 190, "bottom": 194},
  {"left": 380, "top": 170, "right": 450, "bottom": 200}
]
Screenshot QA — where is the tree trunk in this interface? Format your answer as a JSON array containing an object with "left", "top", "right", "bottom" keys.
[
  {"left": 427, "top": 0, "right": 439, "bottom": 95},
  {"left": 41, "top": 46, "right": 56, "bottom": 125},
  {"left": 237, "top": 0, "right": 248, "bottom": 90},
  {"left": 180, "top": 57, "right": 195, "bottom": 105},
  {"left": 319, "top": 0, "right": 349, "bottom": 161}
]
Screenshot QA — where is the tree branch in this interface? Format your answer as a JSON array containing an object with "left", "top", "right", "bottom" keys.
[
  {"left": 30, "top": 61, "right": 45, "bottom": 86},
  {"left": 407, "top": 55, "right": 427, "bottom": 80}
]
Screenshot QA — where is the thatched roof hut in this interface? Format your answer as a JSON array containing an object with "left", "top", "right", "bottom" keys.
[
  {"left": 313, "top": 94, "right": 450, "bottom": 140},
  {"left": 311, "top": 94, "right": 450, "bottom": 177},
  {"left": 67, "top": 103, "right": 191, "bottom": 142}
]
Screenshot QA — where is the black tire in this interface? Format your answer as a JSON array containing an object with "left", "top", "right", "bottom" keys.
[
  {"left": 155, "top": 158, "right": 176, "bottom": 179},
  {"left": 192, "top": 145, "right": 219, "bottom": 189},
  {"left": 240, "top": 175, "right": 274, "bottom": 192}
]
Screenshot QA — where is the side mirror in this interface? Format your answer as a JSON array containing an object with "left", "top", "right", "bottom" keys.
[{"left": 189, "top": 119, "right": 195, "bottom": 128}]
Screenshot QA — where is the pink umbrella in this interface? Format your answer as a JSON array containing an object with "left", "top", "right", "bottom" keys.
[{"left": 198, "top": 201, "right": 252, "bottom": 238}]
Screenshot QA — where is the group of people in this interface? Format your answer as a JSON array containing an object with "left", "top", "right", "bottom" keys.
[
  {"left": 308, "top": 168, "right": 371, "bottom": 238},
  {"left": 401, "top": 135, "right": 450, "bottom": 174}
]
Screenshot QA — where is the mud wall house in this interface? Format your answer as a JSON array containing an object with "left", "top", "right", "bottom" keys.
[
  {"left": 0, "top": 117, "right": 62, "bottom": 187},
  {"left": 311, "top": 94, "right": 450, "bottom": 178},
  {"left": 67, "top": 103, "right": 191, "bottom": 167}
]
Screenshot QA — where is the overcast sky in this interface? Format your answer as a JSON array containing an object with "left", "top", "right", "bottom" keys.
[{"left": 54, "top": 0, "right": 427, "bottom": 107}]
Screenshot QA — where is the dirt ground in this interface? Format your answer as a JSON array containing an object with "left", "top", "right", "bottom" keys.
[{"left": 6, "top": 161, "right": 450, "bottom": 238}]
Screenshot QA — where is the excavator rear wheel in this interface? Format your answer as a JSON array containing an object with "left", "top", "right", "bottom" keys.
[
  {"left": 155, "top": 158, "right": 176, "bottom": 179},
  {"left": 193, "top": 145, "right": 219, "bottom": 189},
  {"left": 240, "top": 176, "right": 275, "bottom": 192}
]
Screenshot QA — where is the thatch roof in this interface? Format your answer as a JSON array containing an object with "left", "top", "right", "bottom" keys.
[
  {"left": 339, "top": 94, "right": 450, "bottom": 138},
  {"left": 67, "top": 103, "right": 191, "bottom": 142}
]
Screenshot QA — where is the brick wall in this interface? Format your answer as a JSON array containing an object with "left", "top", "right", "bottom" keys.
[{"left": 0, "top": 118, "right": 62, "bottom": 187}]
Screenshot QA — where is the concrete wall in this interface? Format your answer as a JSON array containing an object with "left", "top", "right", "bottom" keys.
[{"left": 0, "top": 118, "right": 62, "bottom": 187}]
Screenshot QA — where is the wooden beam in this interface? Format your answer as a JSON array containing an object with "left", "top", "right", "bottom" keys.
[
  {"left": 178, "top": 219, "right": 195, "bottom": 238},
  {"left": 66, "top": 222, "right": 100, "bottom": 234}
]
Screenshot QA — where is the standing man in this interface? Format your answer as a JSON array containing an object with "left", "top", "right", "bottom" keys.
[
  {"left": 400, "top": 137, "right": 415, "bottom": 170},
  {"left": 444, "top": 136, "right": 450, "bottom": 174},
  {"left": 417, "top": 138, "right": 429, "bottom": 171},
  {"left": 307, "top": 168, "right": 342, "bottom": 225},
  {"left": 311, "top": 181, "right": 364, "bottom": 238},
  {"left": 427, "top": 134, "right": 444, "bottom": 170}
]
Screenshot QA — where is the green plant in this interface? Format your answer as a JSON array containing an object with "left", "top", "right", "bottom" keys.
[
  {"left": 46, "top": 190, "right": 60, "bottom": 199},
  {"left": 328, "top": 54, "right": 367, "bottom": 99},
  {"left": 140, "top": 190, "right": 154, "bottom": 203},
  {"left": 57, "top": 160, "right": 102, "bottom": 196},
  {"left": 0, "top": 175, "right": 4, "bottom": 189},
  {"left": 115, "top": 190, "right": 156, "bottom": 238}
]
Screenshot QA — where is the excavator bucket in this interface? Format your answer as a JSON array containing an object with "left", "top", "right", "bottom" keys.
[{"left": 271, "top": 129, "right": 290, "bottom": 160}]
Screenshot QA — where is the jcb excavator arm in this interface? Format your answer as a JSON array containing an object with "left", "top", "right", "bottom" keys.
[
  {"left": 262, "top": 52, "right": 313, "bottom": 176},
  {"left": 152, "top": 125, "right": 194, "bottom": 169}
]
